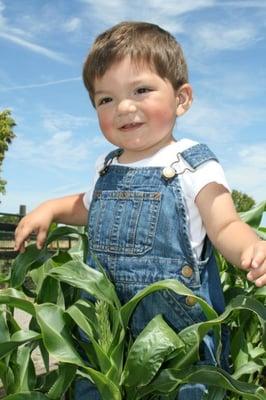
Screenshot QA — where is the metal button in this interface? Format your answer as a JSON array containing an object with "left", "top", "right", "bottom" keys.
[
  {"left": 181, "top": 265, "right": 193, "bottom": 278},
  {"left": 162, "top": 166, "right": 176, "bottom": 179},
  {"left": 185, "top": 296, "right": 197, "bottom": 306}
]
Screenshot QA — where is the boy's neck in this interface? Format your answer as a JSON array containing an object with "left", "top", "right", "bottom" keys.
[{"left": 118, "top": 138, "right": 177, "bottom": 164}]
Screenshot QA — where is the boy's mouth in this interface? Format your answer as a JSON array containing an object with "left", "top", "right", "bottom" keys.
[{"left": 119, "top": 122, "right": 144, "bottom": 131}]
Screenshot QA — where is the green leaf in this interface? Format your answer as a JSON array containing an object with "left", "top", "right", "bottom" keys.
[
  {"left": 47, "top": 363, "right": 77, "bottom": 399},
  {"left": 231, "top": 324, "right": 249, "bottom": 370},
  {"left": 45, "top": 225, "right": 88, "bottom": 263},
  {"left": 66, "top": 302, "right": 112, "bottom": 373},
  {"left": 35, "top": 303, "right": 84, "bottom": 367},
  {"left": 36, "top": 274, "right": 63, "bottom": 306},
  {"left": 139, "top": 365, "right": 265, "bottom": 399},
  {"left": 166, "top": 293, "right": 266, "bottom": 371},
  {"left": 121, "top": 314, "right": 184, "bottom": 388},
  {"left": 0, "top": 307, "right": 10, "bottom": 342},
  {"left": 48, "top": 260, "right": 120, "bottom": 307},
  {"left": 0, "top": 330, "right": 40, "bottom": 359},
  {"left": 239, "top": 201, "right": 266, "bottom": 228},
  {"left": 10, "top": 245, "right": 51, "bottom": 288},
  {"left": 233, "top": 361, "right": 265, "bottom": 380},
  {"left": 0, "top": 288, "right": 35, "bottom": 316},
  {"left": 13, "top": 345, "right": 34, "bottom": 392},
  {"left": 120, "top": 279, "right": 217, "bottom": 329},
  {"left": 0, "top": 361, "right": 15, "bottom": 393},
  {"left": 4, "top": 393, "right": 50, "bottom": 400},
  {"left": 78, "top": 367, "right": 122, "bottom": 400}
]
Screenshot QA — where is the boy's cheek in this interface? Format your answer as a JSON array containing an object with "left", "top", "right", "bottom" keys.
[{"left": 98, "top": 114, "right": 113, "bottom": 135}]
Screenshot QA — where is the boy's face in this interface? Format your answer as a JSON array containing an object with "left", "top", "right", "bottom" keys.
[{"left": 93, "top": 56, "right": 180, "bottom": 162}]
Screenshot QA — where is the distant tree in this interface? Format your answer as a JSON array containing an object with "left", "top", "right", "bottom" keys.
[
  {"left": 232, "top": 189, "right": 255, "bottom": 212},
  {"left": 0, "top": 214, "right": 20, "bottom": 224},
  {"left": 0, "top": 109, "right": 16, "bottom": 195}
]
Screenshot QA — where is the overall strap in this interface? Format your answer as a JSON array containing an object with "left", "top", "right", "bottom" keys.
[
  {"left": 99, "top": 148, "right": 123, "bottom": 176},
  {"left": 180, "top": 143, "right": 218, "bottom": 169},
  {"left": 104, "top": 148, "right": 123, "bottom": 164}
]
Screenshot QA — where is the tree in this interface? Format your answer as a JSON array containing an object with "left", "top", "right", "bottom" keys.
[
  {"left": 231, "top": 189, "right": 255, "bottom": 212},
  {"left": 0, "top": 109, "right": 16, "bottom": 195}
]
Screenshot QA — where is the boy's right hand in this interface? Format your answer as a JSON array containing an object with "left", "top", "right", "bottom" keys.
[{"left": 14, "top": 204, "right": 53, "bottom": 252}]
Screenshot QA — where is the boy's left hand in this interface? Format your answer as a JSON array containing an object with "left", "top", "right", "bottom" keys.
[{"left": 241, "top": 240, "right": 266, "bottom": 287}]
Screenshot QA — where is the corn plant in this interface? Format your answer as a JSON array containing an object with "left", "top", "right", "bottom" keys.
[
  {"left": 217, "top": 201, "right": 266, "bottom": 398},
  {"left": 0, "top": 220, "right": 265, "bottom": 399}
]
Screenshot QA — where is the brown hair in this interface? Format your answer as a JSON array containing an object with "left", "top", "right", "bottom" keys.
[{"left": 83, "top": 21, "right": 189, "bottom": 106}]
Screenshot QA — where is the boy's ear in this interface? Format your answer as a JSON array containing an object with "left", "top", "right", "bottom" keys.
[{"left": 176, "top": 84, "right": 193, "bottom": 117}]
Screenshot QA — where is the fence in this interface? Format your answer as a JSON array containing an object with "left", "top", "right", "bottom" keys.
[
  {"left": 0, "top": 205, "right": 79, "bottom": 276},
  {"left": 0, "top": 205, "right": 26, "bottom": 260}
]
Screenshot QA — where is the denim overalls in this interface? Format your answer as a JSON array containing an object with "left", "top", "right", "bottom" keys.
[{"left": 74, "top": 143, "right": 228, "bottom": 400}]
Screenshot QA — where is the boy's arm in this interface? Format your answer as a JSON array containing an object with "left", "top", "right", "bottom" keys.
[
  {"left": 196, "top": 183, "right": 266, "bottom": 287},
  {"left": 14, "top": 193, "right": 88, "bottom": 252}
]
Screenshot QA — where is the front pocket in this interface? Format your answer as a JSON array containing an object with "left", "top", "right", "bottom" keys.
[{"left": 88, "top": 190, "right": 161, "bottom": 255}]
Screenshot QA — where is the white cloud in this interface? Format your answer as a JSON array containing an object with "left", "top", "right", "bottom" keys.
[
  {"left": 42, "top": 110, "right": 96, "bottom": 133},
  {"left": 0, "top": 0, "right": 6, "bottom": 28},
  {"left": 0, "top": 77, "right": 81, "bottom": 92},
  {"left": 0, "top": 31, "right": 70, "bottom": 63},
  {"left": 5, "top": 109, "right": 102, "bottom": 172},
  {"left": 78, "top": 0, "right": 197, "bottom": 33},
  {"left": 147, "top": 0, "right": 215, "bottom": 15},
  {"left": 238, "top": 144, "right": 266, "bottom": 171},
  {"left": 225, "top": 143, "right": 266, "bottom": 202},
  {"left": 63, "top": 17, "right": 82, "bottom": 33},
  {"left": 7, "top": 131, "right": 91, "bottom": 171},
  {"left": 0, "top": 1, "right": 71, "bottom": 63},
  {"left": 194, "top": 23, "right": 258, "bottom": 51},
  {"left": 177, "top": 98, "right": 251, "bottom": 143},
  {"left": 220, "top": 1, "right": 266, "bottom": 8}
]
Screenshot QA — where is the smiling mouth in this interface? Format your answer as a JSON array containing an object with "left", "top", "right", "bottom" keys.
[{"left": 120, "top": 122, "right": 144, "bottom": 131}]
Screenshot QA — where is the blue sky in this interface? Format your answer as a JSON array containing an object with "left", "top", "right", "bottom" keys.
[{"left": 0, "top": 0, "right": 265, "bottom": 221}]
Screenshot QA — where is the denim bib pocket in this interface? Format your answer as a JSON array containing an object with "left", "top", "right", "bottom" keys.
[{"left": 88, "top": 190, "right": 161, "bottom": 255}]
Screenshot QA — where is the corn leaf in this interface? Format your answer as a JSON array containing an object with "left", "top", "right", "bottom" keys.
[
  {"left": 239, "top": 201, "right": 266, "bottom": 228},
  {"left": 46, "top": 363, "right": 77, "bottom": 399},
  {"left": 35, "top": 303, "right": 84, "bottom": 367},
  {"left": 121, "top": 314, "right": 184, "bottom": 388},
  {"left": 0, "top": 288, "right": 35, "bottom": 316},
  {"left": 120, "top": 279, "right": 217, "bottom": 328},
  {"left": 0, "top": 330, "right": 40, "bottom": 359},
  {"left": 48, "top": 261, "right": 120, "bottom": 307},
  {"left": 139, "top": 365, "right": 265, "bottom": 399},
  {"left": 4, "top": 393, "right": 50, "bottom": 399},
  {"left": 78, "top": 367, "right": 122, "bottom": 400}
]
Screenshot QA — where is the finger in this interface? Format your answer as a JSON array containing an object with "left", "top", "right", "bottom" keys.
[
  {"left": 15, "top": 241, "right": 26, "bottom": 253},
  {"left": 250, "top": 250, "right": 266, "bottom": 269},
  {"left": 240, "top": 247, "right": 254, "bottom": 270},
  {"left": 14, "top": 226, "right": 30, "bottom": 251},
  {"left": 14, "top": 226, "right": 25, "bottom": 251},
  {"left": 36, "top": 229, "right": 47, "bottom": 250},
  {"left": 247, "top": 261, "right": 266, "bottom": 281},
  {"left": 254, "top": 274, "right": 266, "bottom": 287}
]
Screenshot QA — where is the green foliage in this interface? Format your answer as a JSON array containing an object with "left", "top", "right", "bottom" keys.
[
  {"left": 217, "top": 201, "right": 266, "bottom": 399},
  {"left": 0, "top": 208, "right": 265, "bottom": 399},
  {"left": 0, "top": 109, "right": 16, "bottom": 195},
  {"left": 232, "top": 189, "right": 255, "bottom": 213}
]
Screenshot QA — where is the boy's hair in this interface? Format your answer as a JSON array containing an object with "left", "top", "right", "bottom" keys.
[{"left": 83, "top": 21, "right": 189, "bottom": 106}]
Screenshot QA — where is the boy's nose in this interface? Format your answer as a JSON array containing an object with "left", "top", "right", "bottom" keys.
[{"left": 117, "top": 99, "right": 137, "bottom": 115}]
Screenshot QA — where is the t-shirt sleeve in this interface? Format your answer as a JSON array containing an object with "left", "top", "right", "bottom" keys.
[
  {"left": 182, "top": 160, "right": 230, "bottom": 202},
  {"left": 83, "top": 154, "right": 105, "bottom": 210}
]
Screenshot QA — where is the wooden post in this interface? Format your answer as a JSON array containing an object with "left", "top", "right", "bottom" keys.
[{"left": 19, "top": 205, "right": 26, "bottom": 218}]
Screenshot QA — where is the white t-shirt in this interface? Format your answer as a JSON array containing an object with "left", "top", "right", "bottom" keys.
[{"left": 83, "top": 139, "right": 230, "bottom": 259}]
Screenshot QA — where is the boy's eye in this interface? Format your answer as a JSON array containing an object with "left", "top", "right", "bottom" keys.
[
  {"left": 98, "top": 97, "right": 112, "bottom": 106},
  {"left": 136, "top": 87, "right": 151, "bottom": 94}
]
